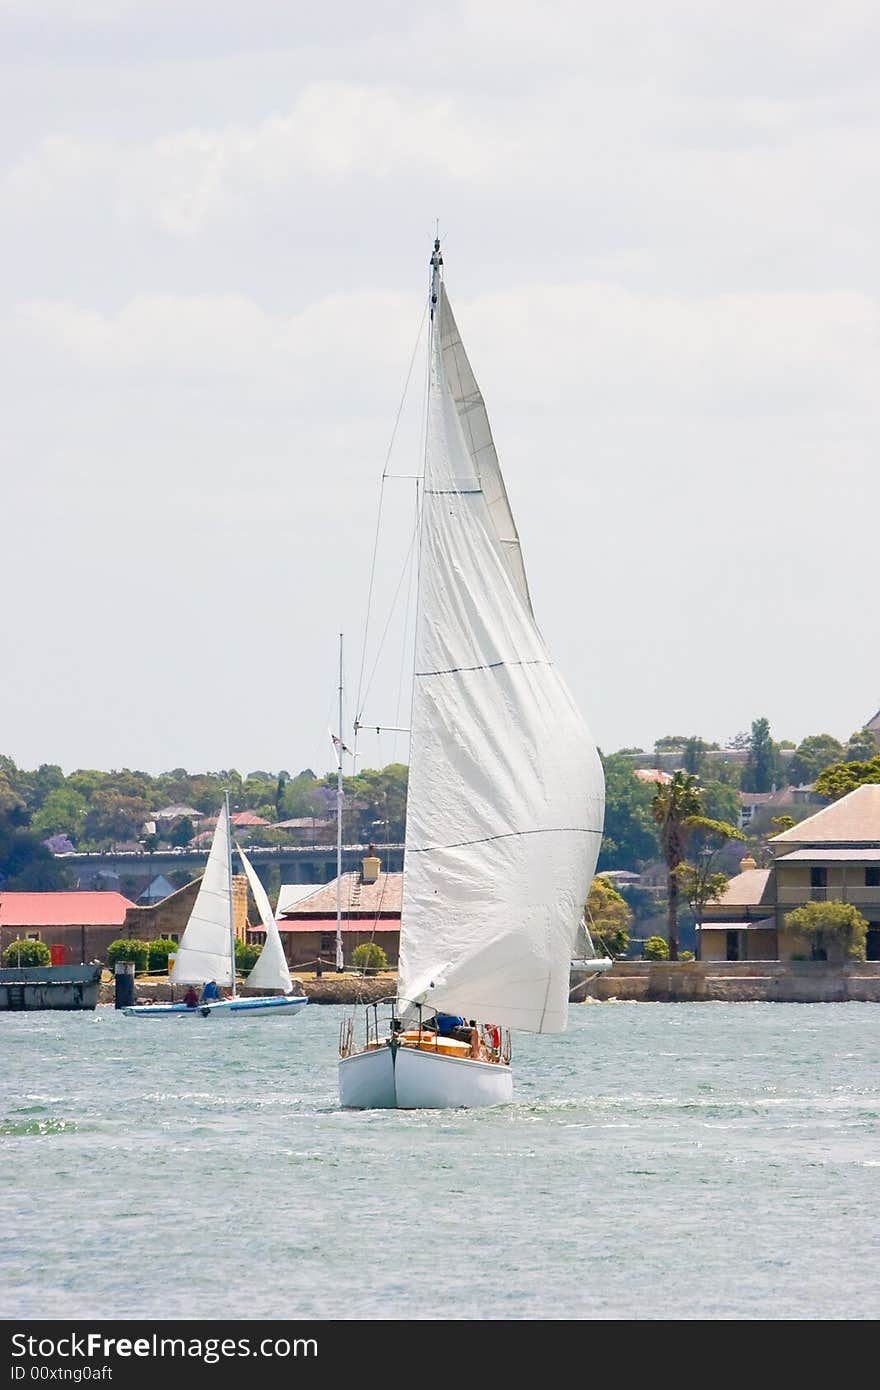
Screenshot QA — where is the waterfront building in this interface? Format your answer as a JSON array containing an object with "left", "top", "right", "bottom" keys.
[
  {"left": 0, "top": 891, "right": 135, "bottom": 965},
  {"left": 700, "top": 784, "right": 880, "bottom": 961},
  {"left": 258, "top": 852, "right": 402, "bottom": 969}
]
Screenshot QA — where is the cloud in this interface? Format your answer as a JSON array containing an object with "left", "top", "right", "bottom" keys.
[{"left": 10, "top": 280, "right": 876, "bottom": 416}]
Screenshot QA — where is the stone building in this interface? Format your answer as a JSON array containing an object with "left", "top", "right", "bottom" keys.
[{"left": 258, "top": 851, "right": 401, "bottom": 968}]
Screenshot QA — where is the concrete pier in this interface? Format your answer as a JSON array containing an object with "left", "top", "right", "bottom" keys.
[{"left": 0, "top": 965, "right": 102, "bottom": 1011}]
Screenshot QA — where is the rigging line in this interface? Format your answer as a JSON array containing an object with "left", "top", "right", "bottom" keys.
[
  {"left": 354, "top": 300, "right": 429, "bottom": 728},
  {"left": 355, "top": 506, "right": 421, "bottom": 725},
  {"left": 392, "top": 477, "right": 421, "bottom": 761}
]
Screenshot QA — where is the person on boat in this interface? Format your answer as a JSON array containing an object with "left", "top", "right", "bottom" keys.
[
  {"left": 200, "top": 980, "right": 221, "bottom": 1003},
  {"left": 434, "top": 1012, "right": 465, "bottom": 1037},
  {"left": 468, "top": 1020, "right": 485, "bottom": 1060},
  {"left": 183, "top": 985, "right": 199, "bottom": 1009}
]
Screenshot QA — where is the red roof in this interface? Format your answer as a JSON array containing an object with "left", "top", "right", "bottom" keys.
[
  {"left": 230, "top": 811, "right": 270, "bottom": 827},
  {"left": 0, "top": 892, "right": 135, "bottom": 928},
  {"left": 261, "top": 916, "right": 400, "bottom": 935}
]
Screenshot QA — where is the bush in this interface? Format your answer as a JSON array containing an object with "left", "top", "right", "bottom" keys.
[
  {"left": 148, "top": 938, "right": 178, "bottom": 972},
  {"left": 679, "top": 950, "right": 695, "bottom": 961},
  {"left": 352, "top": 942, "right": 389, "bottom": 973},
  {"left": 643, "top": 935, "right": 670, "bottom": 961},
  {"left": 2, "top": 939, "right": 51, "bottom": 967},
  {"left": 235, "top": 940, "right": 261, "bottom": 972},
  {"left": 784, "top": 900, "right": 867, "bottom": 961},
  {"left": 106, "top": 938, "right": 149, "bottom": 972}
]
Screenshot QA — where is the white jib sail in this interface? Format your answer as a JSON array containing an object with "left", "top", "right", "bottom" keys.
[
  {"left": 438, "top": 286, "right": 533, "bottom": 617},
  {"left": 237, "top": 845, "right": 294, "bottom": 994},
  {"left": 397, "top": 285, "right": 605, "bottom": 1034},
  {"left": 170, "top": 800, "right": 235, "bottom": 986}
]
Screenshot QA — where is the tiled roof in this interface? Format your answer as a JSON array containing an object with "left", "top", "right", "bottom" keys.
[
  {"left": 697, "top": 917, "right": 775, "bottom": 932},
  {"left": 634, "top": 769, "right": 672, "bottom": 784},
  {"left": 770, "top": 784, "right": 880, "bottom": 846},
  {"left": 0, "top": 891, "right": 135, "bottom": 928},
  {"left": 712, "top": 868, "right": 773, "bottom": 907},
  {"left": 155, "top": 804, "right": 205, "bottom": 819},
  {"left": 777, "top": 847, "right": 880, "bottom": 862},
  {"left": 277, "top": 872, "right": 402, "bottom": 918},
  {"left": 266, "top": 917, "right": 400, "bottom": 935}
]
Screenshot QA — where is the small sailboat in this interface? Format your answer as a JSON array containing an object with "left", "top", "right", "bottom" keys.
[
  {"left": 124, "top": 796, "right": 308, "bottom": 1019},
  {"left": 338, "top": 241, "right": 605, "bottom": 1107},
  {"left": 571, "top": 916, "right": 614, "bottom": 975}
]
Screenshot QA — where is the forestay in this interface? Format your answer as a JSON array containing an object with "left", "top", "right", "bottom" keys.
[
  {"left": 237, "top": 845, "right": 294, "bottom": 994},
  {"left": 397, "top": 286, "right": 605, "bottom": 1034},
  {"left": 170, "top": 801, "right": 235, "bottom": 986}
]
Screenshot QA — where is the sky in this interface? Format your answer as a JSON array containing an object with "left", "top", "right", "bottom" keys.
[{"left": 1, "top": 1, "right": 878, "bottom": 776}]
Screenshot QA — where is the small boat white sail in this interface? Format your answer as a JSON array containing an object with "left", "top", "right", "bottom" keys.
[
  {"left": 123, "top": 796, "right": 308, "bottom": 1019},
  {"left": 571, "top": 916, "right": 613, "bottom": 975},
  {"left": 338, "top": 241, "right": 605, "bottom": 1107}
]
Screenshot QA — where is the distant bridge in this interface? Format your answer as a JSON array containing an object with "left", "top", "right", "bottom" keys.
[{"left": 60, "top": 843, "right": 405, "bottom": 895}]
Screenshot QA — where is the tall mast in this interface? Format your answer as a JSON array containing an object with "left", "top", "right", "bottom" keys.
[
  {"left": 225, "top": 790, "right": 237, "bottom": 998},
  {"left": 335, "top": 632, "right": 345, "bottom": 973},
  {"left": 430, "top": 236, "right": 443, "bottom": 322}
]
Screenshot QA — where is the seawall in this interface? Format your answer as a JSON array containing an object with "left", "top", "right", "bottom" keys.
[
  {"left": 99, "top": 972, "right": 397, "bottom": 1007},
  {"left": 575, "top": 960, "right": 880, "bottom": 1003}
]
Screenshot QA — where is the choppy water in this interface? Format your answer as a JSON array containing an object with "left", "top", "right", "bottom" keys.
[{"left": 1, "top": 1002, "right": 878, "bottom": 1320}]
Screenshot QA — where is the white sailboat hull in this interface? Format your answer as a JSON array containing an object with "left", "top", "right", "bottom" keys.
[
  {"left": 123, "top": 995, "right": 308, "bottom": 1018},
  {"left": 339, "top": 1043, "right": 513, "bottom": 1110}
]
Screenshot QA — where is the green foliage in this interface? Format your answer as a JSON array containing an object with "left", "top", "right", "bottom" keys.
[
  {"left": 844, "top": 728, "right": 879, "bottom": 763},
  {"left": 683, "top": 736, "right": 707, "bottom": 776},
  {"left": 699, "top": 780, "right": 741, "bottom": 826},
  {"left": 587, "top": 875, "right": 631, "bottom": 956},
  {"left": 235, "top": 940, "right": 262, "bottom": 972},
  {"left": 167, "top": 816, "right": 194, "bottom": 848},
  {"left": 597, "top": 754, "right": 659, "bottom": 870},
  {"left": 679, "top": 950, "right": 695, "bottom": 961},
  {"left": 2, "top": 938, "right": 51, "bottom": 967},
  {"left": 643, "top": 935, "right": 670, "bottom": 961},
  {"left": 787, "top": 733, "right": 845, "bottom": 787},
  {"left": 106, "top": 939, "right": 149, "bottom": 971},
  {"left": 742, "top": 717, "right": 782, "bottom": 793},
  {"left": 147, "top": 938, "right": 178, "bottom": 972},
  {"left": 814, "top": 756, "right": 880, "bottom": 802},
  {"left": 0, "top": 809, "right": 71, "bottom": 890},
  {"left": 30, "top": 786, "right": 89, "bottom": 840},
  {"left": 352, "top": 942, "right": 389, "bottom": 972},
  {"left": 784, "top": 900, "right": 867, "bottom": 961}
]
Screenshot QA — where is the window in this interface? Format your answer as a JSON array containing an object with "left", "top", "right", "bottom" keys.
[
  {"left": 866, "top": 868, "right": 880, "bottom": 888},
  {"left": 320, "top": 936, "right": 333, "bottom": 952},
  {"left": 169, "top": 933, "right": 180, "bottom": 943},
  {"left": 867, "top": 925, "right": 880, "bottom": 962},
  {"left": 726, "top": 931, "right": 740, "bottom": 962},
  {"left": 810, "top": 867, "right": 827, "bottom": 888},
  {"left": 26, "top": 932, "right": 41, "bottom": 941}
]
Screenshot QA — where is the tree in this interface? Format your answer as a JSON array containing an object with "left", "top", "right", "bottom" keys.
[
  {"left": 674, "top": 817, "right": 744, "bottom": 960},
  {"left": 742, "top": 717, "right": 781, "bottom": 793},
  {"left": 597, "top": 754, "right": 659, "bottom": 870},
  {"left": 0, "top": 810, "right": 71, "bottom": 890},
  {"left": 352, "top": 942, "right": 389, "bottom": 973},
  {"left": 643, "top": 935, "right": 669, "bottom": 961},
  {"left": 168, "top": 816, "right": 195, "bottom": 848},
  {"left": 844, "top": 728, "right": 879, "bottom": 763},
  {"left": 651, "top": 772, "right": 702, "bottom": 961},
  {"left": 787, "top": 734, "right": 845, "bottom": 787},
  {"left": 106, "top": 939, "right": 150, "bottom": 972},
  {"left": 814, "top": 756, "right": 880, "bottom": 802},
  {"left": 30, "top": 787, "right": 88, "bottom": 841},
  {"left": 683, "top": 737, "right": 707, "bottom": 776},
  {"left": 2, "top": 939, "right": 51, "bottom": 967},
  {"left": 586, "top": 875, "right": 632, "bottom": 956},
  {"left": 784, "top": 901, "right": 867, "bottom": 961},
  {"left": 147, "top": 938, "right": 178, "bottom": 972}
]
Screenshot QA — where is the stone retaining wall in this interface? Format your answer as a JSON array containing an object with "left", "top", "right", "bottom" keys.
[{"left": 577, "top": 961, "right": 880, "bottom": 1003}]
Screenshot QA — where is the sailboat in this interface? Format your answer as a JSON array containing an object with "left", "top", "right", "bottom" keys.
[
  {"left": 571, "top": 916, "right": 614, "bottom": 975},
  {"left": 338, "top": 241, "right": 605, "bottom": 1107},
  {"left": 123, "top": 796, "right": 309, "bottom": 1018}
]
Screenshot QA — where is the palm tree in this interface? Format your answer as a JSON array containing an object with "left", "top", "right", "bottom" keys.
[{"left": 651, "top": 772, "right": 702, "bottom": 961}]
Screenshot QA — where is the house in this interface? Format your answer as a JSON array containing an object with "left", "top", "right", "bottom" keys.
[
  {"left": 261, "top": 851, "right": 401, "bottom": 968},
  {"left": 271, "top": 817, "right": 336, "bottom": 844},
  {"left": 700, "top": 785, "right": 880, "bottom": 962},
  {"left": 738, "top": 785, "right": 822, "bottom": 830},
  {"left": 634, "top": 768, "right": 672, "bottom": 786},
  {"left": 0, "top": 891, "right": 136, "bottom": 966}
]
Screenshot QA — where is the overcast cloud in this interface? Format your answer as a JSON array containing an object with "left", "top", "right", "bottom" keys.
[{"left": 2, "top": 1, "right": 878, "bottom": 775}]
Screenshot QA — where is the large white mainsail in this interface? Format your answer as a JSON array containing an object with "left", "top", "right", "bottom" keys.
[
  {"left": 237, "top": 845, "right": 294, "bottom": 994},
  {"left": 396, "top": 279, "right": 605, "bottom": 1035},
  {"left": 170, "top": 800, "right": 235, "bottom": 987}
]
